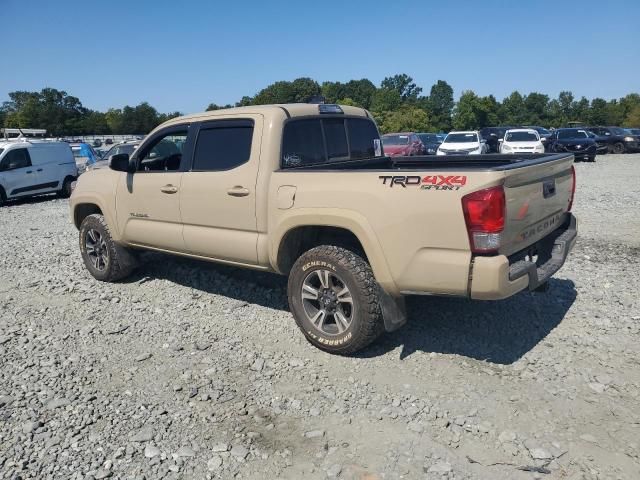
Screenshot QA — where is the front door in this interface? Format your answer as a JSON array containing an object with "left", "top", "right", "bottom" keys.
[
  {"left": 115, "top": 126, "right": 191, "bottom": 251},
  {"left": 0, "top": 148, "right": 38, "bottom": 198},
  {"left": 180, "top": 116, "right": 262, "bottom": 264}
]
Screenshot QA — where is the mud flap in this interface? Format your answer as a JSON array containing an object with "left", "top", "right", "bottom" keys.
[{"left": 379, "top": 288, "right": 407, "bottom": 332}]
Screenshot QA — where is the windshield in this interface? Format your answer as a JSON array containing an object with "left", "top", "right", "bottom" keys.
[
  {"left": 382, "top": 135, "right": 409, "bottom": 145},
  {"left": 444, "top": 133, "right": 478, "bottom": 143},
  {"left": 418, "top": 134, "right": 439, "bottom": 143},
  {"left": 533, "top": 127, "right": 550, "bottom": 135},
  {"left": 558, "top": 129, "right": 588, "bottom": 139},
  {"left": 505, "top": 131, "right": 539, "bottom": 142}
]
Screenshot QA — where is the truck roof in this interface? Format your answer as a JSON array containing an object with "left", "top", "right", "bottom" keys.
[{"left": 160, "top": 104, "right": 371, "bottom": 129}]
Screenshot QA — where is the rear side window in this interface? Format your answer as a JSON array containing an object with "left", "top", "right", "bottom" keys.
[
  {"left": 193, "top": 122, "right": 254, "bottom": 171},
  {"left": 347, "top": 118, "right": 380, "bottom": 160},
  {"left": 282, "top": 120, "right": 325, "bottom": 167},
  {"left": 282, "top": 117, "right": 381, "bottom": 168},
  {"left": 0, "top": 148, "right": 32, "bottom": 171},
  {"left": 323, "top": 118, "right": 348, "bottom": 160}
]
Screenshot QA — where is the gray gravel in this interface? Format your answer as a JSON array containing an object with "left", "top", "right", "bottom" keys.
[{"left": 1, "top": 154, "right": 639, "bottom": 479}]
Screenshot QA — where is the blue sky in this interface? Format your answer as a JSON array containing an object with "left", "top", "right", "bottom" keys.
[{"left": 2, "top": 0, "right": 639, "bottom": 114}]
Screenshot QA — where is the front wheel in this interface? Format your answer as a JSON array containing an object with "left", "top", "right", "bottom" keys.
[
  {"left": 611, "top": 142, "right": 625, "bottom": 154},
  {"left": 287, "top": 246, "right": 384, "bottom": 354},
  {"left": 588, "top": 155, "right": 596, "bottom": 162},
  {"left": 57, "top": 177, "right": 74, "bottom": 198},
  {"left": 79, "top": 214, "right": 137, "bottom": 282}
]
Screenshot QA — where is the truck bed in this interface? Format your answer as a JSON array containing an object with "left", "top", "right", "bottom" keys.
[{"left": 279, "top": 153, "right": 573, "bottom": 171}]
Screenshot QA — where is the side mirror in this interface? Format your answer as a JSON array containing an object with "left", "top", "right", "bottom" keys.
[
  {"left": 498, "top": 139, "right": 504, "bottom": 143},
  {"left": 109, "top": 153, "right": 135, "bottom": 173}
]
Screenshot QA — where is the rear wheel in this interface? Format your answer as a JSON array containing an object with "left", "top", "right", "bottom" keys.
[
  {"left": 79, "top": 214, "right": 137, "bottom": 282},
  {"left": 611, "top": 142, "right": 625, "bottom": 154},
  {"left": 588, "top": 155, "right": 596, "bottom": 162},
  {"left": 287, "top": 246, "right": 384, "bottom": 354}
]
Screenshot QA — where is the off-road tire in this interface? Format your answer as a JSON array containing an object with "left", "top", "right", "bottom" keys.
[
  {"left": 611, "top": 142, "right": 625, "bottom": 154},
  {"left": 0, "top": 187, "right": 6, "bottom": 207},
  {"left": 79, "top": 214, "right": 137, "bottom": 282},
  {"left": 287, "top": 245, "right": 384, "bottom": 355},
  {"left": 57, "top": 177, "right": 74, "bottom": 198},
  {"left": 588, "top": 155, "right": 596, "bottom": 162}
]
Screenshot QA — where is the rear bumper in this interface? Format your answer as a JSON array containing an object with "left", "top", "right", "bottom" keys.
[{"left": 469, "top": 214, "right": 577, "bottom": 300}]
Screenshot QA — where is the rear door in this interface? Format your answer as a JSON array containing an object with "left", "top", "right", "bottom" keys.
[
  {"left": 115, "top": 125, "right": 192, "bottom": 251},
  {"left": 500, "top": 155, "right": 575, "bottom": 256},
  {"left": 180, "top": 116, "right": 262, "bottom": 264}
]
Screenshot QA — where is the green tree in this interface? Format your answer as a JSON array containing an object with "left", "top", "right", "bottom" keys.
[
  {"left": 252, "top": 77, "right": 320, "bottom": 105},
  {"left": 427, "top": 80, "right": 454, "bottom": 131},
  {"left": 380, "top": 74, "right": 422, "bottom": 101},
  {"left": 370, "top": 88, "right": 402, "bottom": 113},
  {"left": 206, "top": 103, "right": 233, "bottom": 111},
  {"left": 499, "top": 91, "right": 527, "bottom": 125},
  {"left": 588, "top": 98, "right": 608, "bottom": 125},
  {"left": 523, "top": 92, "right": 550, "bottom": 125},
  {"left": 623, "top": 105, "right": 640, "bottom": 127},
  {"left": 453, "top": 91, "right": 499, "bottom": 129},
  {"left": 377, "top": 106, "right": 431, "bottom": 134}
]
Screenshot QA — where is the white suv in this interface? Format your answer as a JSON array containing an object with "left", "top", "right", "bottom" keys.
[
  {"left": 437, "top": 131, "right": 487, "bottom": 155},
  {"left": 499, "top": 129, "right": 545, "bottom": 154},
  {"left": 0, "top": 140, "right": 77, "bottom": 206}
]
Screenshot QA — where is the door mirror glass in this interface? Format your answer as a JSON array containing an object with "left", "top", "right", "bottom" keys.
[{"left": 109, "top": 153, "right": 131, "bottom": 172}]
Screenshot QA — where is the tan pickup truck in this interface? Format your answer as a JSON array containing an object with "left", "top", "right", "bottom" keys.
[{"left": 70, "top": 103, "right": 577, "bottom": 354}]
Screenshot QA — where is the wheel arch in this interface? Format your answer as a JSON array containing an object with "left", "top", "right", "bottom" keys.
[{"left": 271, "top": 211, "right": 398, "bottom": 295}]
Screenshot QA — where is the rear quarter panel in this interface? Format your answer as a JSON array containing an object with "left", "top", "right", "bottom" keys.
[{"left": 269, "top": 169, "right": 506, "bottom": 296}]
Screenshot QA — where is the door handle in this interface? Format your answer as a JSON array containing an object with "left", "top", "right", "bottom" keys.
[
  {"left": 26, "top": 170, "right": 33, "bottom": 174},
  {"left": 227, "top": 186, "right": 250, "bottom": 197},
  {"left": 160, "top": 184, "right": 179, "bottom": 194},
  {"left": 37, "top": 168, "right": 43, "bottom": 172}
]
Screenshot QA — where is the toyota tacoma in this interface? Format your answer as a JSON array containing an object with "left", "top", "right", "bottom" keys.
[{"left": 70, "top": 103, "right": 577, "bottom": 354}]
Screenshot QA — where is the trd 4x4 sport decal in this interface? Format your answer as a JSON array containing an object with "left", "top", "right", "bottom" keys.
[{"left": 379, "top": 175, "right": 467, "bottom": 190}]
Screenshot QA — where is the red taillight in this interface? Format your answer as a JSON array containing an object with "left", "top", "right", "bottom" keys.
[
  {"left": 462, "top": 185, "right": 505, "bottom": 253},
  {"left": 568, "top": 165, "right": 576, "bottom": 211}
]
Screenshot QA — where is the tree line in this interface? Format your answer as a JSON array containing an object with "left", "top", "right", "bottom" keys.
[{"left": 2, "top": 76, "right": 639, "bottom": 136}]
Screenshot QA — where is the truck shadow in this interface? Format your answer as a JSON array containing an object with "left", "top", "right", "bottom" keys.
[
  {"left": 361, "top": 278, "right": 577, "bottom": 364},
  {"left": 129, "top": 253, "right": 576, "bottom": 365}
]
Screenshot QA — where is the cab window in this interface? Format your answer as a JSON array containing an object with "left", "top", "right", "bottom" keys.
[
  {"left": 137, "top": 130, "right": 188, "bottom": 172},
  {"left": 192, "top": 121, "right": 254, "bottom": 171},
  {"left": 0, "top": 148, "right": 32, "bottom": 171}
]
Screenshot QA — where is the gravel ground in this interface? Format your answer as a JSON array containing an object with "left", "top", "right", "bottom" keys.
[{"left": 1, "top": 154, "right": 639, "bottom": 480}]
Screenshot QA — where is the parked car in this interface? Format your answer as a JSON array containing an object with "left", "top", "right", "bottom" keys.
[
  {"left": 549, "top": 128, "right": 597, "bottom": 161},
  {"left": 416, "top": 133, "right": 442, "bottom": 155},
  {"left": 70, "top": 143, "right": 101, "bottom": 172},
  {"left": 89, "top": 140, "right": 141, "bottom": 170},
  {"left": 479, "top": 127, "right": 514, "bottom": 153},
  {"left": 92, "top": 139, "right": 103, "bottom": 148},
  {"left": 625, "top": 128, "right": 640, "bottom": 136},
  {"left": 0, "top": 140, "right": 77, "bottom": 206},
  {"left": 381, "top": 132, "right": 423, "bottom": 157},
  {"left": 588, "top": 126, "right": 640, "bottom": 153},
  {"left": 584, "top": 130, "right": 609, "bottom": 155},
  {"left": 436, "top": 133, "right": 447, "bottom": 142},
  {"left": 437, "top": 131, "right": 487, "bottom": 155},
  {"left": 104, "top": 138, "right": 113, "bottom": 145},
  {"left": 520, "top": 125, "right": 553, "bottom": 149},
  {"left": 70, "top": 103, "right": 577, "bottom": 354},
  {"left": 499, "top": 129, "right": 545, "bottom": 154}
]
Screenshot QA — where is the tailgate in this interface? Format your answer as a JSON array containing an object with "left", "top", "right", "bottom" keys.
[{"left": 500, "top": 155, "right": 574, "bottom": 256}]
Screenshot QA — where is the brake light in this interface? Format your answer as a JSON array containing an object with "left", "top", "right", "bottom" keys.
[
  {"left": 462, "top": 186, "right": 505, "bottom": 253},
  {"left": 568, "top": 165, "right": 576, "bottom": 211}
]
